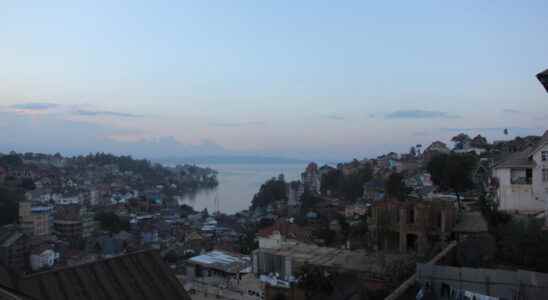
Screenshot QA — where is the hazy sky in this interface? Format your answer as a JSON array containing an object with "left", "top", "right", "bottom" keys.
[{"left": 1, "top": 1, "right": 547, "bottom": 161}]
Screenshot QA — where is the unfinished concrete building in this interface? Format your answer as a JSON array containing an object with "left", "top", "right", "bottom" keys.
[{"left": 368, "top": 199, "right": 457, "bottom": 254}]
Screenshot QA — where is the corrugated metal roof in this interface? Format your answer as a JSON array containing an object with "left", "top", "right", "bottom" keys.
[{"left": 13, "top": 250, "right": 190, "bottom": 300}]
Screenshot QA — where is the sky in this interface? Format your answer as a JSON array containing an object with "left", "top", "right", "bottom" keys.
[{"left": 1, "top": 1, "right": 547, "bottom": 162}]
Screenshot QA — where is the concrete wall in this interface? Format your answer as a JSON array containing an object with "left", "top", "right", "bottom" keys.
[
  {"left": 258, "top": 233, "right": 283, "bottom": 249},
  {"left": 416, "top": 264, "right": 548, "bottom": 299},
  {"left": 532, "top": 144, "right": 548, "bottom": 201},
  {"left": 494, "top": 168, "right": 544, "bottom": 212}
]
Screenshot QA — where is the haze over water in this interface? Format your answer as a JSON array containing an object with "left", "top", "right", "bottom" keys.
[{"left": 178, "top": 163, "right": 307, "bottom": 214}]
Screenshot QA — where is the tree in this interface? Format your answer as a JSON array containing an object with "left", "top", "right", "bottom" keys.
[
  {"left": 337, "top": 215, "right": 350, "bottom": 240},
  {"left": 427, "top": 153, "right": 478, "bottom": 209},
  {"left": 295, "top": 263, "right": 334, "bottom": 299},
  {"left": 20, "top": 178, "right": 36, "bottom": 190},
  {"left": 470, "top": 134, "right": 489, "bottom": 149},
  {"left": 251, "top": 176, "right": 287, "bottom": 210},
  {"left": 0, "top": 187, "right": 21, "bottom": 226},
  {"left": 95, "top": 212, "right": 129, "bottom": 233},
  {"left": 384, "top": 172, "right": 409, "bottom": 201},
  {"left": 451, "top": 133, "right": 471, "bottom": 150},
  {"left": 409, "top": 146, "right": 416, "bottom": 157},
  {"left": 0, "top": 154, "right": 23, "bottom": 168}
]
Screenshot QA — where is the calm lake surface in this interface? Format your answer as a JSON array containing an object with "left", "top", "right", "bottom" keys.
[{"left": 179, "top": 163, "right": 307, "bottom": 214}]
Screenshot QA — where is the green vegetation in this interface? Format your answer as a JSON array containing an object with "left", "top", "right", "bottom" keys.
[
  {"left": 427, "top": 153, "right": 478, "bottom": 208},
  {"left": 321, "top": 165, "right": 373, "bottom": 201},
  {"left": 295, "top": 263, "right": 335, "bottom": 298},
  {"left": 494, "top": 218, "right": 548, "bottom": 272},
  {"left": 0, "top": 153, "right": 23, "bottom": 168},
  {"left": 95, "top": 212, "right": 130, "bottom": 233},
  {"left": 0, "top": 187, "right": 21, "bottom": 226},
  {"left": 250, "top": 175, "right": 287, "bottom": 210},
  {"left": 384, "top": 172, "right": 409, "bottom": 201}
]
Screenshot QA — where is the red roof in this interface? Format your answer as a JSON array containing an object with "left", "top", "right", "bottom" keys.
[{"left": 257, "top": 220, "right": 305, "bottom": 241}]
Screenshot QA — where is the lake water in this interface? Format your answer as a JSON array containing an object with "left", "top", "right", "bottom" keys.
[{"left": 178, "top": 163, "right": 307, "bottom": 214}]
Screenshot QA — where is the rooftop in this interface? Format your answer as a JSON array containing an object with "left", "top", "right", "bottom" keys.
[
  {"left": 258, "top": 242, "right": 412, "bottom": 277},
  {"left": 495, "top": 130, "right": 548, "bottom": 168},
  {"left": 188, "top": 250, "right": 250, "bottom": 274},
  {"left": 1, "top": 250, "right": 190, "bottom": 300},
  {"left": 453, "top": 211, "right": 488, "bottom": 233},
  {"left": 0, "top": 226, "right": 25, "bottom": 248}
]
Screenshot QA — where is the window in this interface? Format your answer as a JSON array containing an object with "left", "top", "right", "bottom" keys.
[
  {"left": 543, "top": 151, "right": 548, "bottom": 161},
  {"left": 510, "top": 168, "right": 532, "bottom": 185},
  {"left": 543, "top": 169, "right": 548, "bottom": 182},
  {"left": 407, "top": 208, "right": 415, "bottom": 224}
]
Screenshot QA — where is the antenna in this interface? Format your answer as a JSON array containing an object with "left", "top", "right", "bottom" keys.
[{"left": 214, "top": 192, "right": 220, "bottom": 214}]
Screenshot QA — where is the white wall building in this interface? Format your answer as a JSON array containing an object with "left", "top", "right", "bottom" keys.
[
  {"left": 301, "top": 162, "right": 321, "bottom": 194},
  {"left": 30, "top": 248, "right": 59, "bottom": 271},
  {"left": 493, "top": 131, "right": 548, "bottom": 213}
]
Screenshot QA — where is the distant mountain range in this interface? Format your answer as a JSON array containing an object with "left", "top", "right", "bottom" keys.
[{"left": 155, "top": 155, "right": 309, "bottom": 165}]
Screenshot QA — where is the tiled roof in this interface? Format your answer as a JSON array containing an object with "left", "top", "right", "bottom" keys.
[
  {"left": 10, "top": 250, "right": 190, "bottom": 300},
  {"left": 495, "top": 130, "right": 548, "bottom": 168}
]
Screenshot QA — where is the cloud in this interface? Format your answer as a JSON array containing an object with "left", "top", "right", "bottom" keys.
[
  {"left": 0, "top": 110, "right": 227, "bottom": 158},
  {"left": 502, "top": 109, "right": 522, "bottom": 114},
  {"left": 209, "top": 121, "right": 266, "bottom": 127},
  {"left": 74, "top": 109, "right": 144, "bottom": 118},
  {"left": 322, "top": 113, "right": 345, "bottom": 121},
  {"left": 440, "top": 127, "right": 531, "bottom": 132},
  {"left": 11, "top": 102, "right": 59, "bottom": 110},
  {"left": 385, "top": 110, "right": 460, "bottom": 119}
]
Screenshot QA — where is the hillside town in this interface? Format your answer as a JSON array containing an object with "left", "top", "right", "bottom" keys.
[{"left": 1, "top": 130, "right": 547, "bottom": 299}]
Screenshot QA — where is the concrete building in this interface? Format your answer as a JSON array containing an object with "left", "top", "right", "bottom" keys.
[
  {"left": 368, "top": 199, "right": 457, "bottom": 254},
  {"left": 287, "top": 181, "right": 304, "bottom": 216},
  {"left": 417, "top": 263, "right": 548, "bottom": 299},
  {"left": 30, "top": 206, "right": 53, "bottom": 237},
  {"left": 0, "top": 225, "right": 28, "bottom": 273},
  {"left": 252, "top": 241, "right": 413, "bottom": 291},
  {"left": 54, "top": 205, "right": 83, "bottom": 247},
  {"left": 186, "top": 250, "right": 251, "bottom": 293},
  {"left": 80, "top": 207, "right": 97, "bottom": 239},
  {"left": 29, "top": 245, "right": 58, "bottom": 271},
  {"left": 493, "top": 130, "right": 548, "bottom": 213},
  {"left": 18, "top": 201, "right": 33, "bottom": 236},
  {"left": 301, "top": 162, "right": 320, "bottom": 194}
]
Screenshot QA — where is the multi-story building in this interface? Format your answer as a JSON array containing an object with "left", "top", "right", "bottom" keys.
[
  {"left": 0, "top": 225, "right": 28, "bottom": 272},
  {"left": 18, "top": 200, "right": 34, "bottom": 236},
  {"left": 80, "top": 207, "right": 97, "bottom": 239},
  {"left": 368, "top": 199, "right": 457, "bottom": 254},
  {"left": 493, "top": 130, "right": 548, "bottom": 214},
  {"left": 286, "top": 181, "right": 304, "bottom": 216},
  {"left": 31, "top": 206, "right": 54, "bottom": 236},
  {"left": 301, "top": 162, "right": 320, "bottom": 194},
  {"left": 54, "top": 204, "right": 83, "bottom": 247}
]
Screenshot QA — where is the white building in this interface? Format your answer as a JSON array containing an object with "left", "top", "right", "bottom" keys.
[
  {"left": 30, "top": 248, "right": 59, "bottom": 271},
  {"left": 301, "top": 162, "right": 321, "bottom": 194},
  {"left": 493, "top": 131, "right": 548, "bottom": 213}
]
